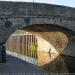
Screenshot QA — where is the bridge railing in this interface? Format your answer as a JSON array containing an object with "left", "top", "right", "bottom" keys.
[{"left": 6, "top": 33, "right": 38, "bottom": 59}]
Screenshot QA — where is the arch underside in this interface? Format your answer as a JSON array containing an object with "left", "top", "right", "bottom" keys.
[{"left": 6, "top": 24, "right": 74, "bottom": 73}]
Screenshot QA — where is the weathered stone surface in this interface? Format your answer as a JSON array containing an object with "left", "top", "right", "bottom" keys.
[
  {"left": 0, "top": 1, "right": 74, "bottom": 43},
  {"left": 35, "top": 31, "right": 68, "bottom": 66},
  {"left": 0, "top": 1, "right": 75, "bottom": 64},
  {"left": 23, "top": 24, "right": 70, "bottom": 55}
]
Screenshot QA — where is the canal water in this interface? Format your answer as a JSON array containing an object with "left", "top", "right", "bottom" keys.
[
  {"left": 61, "top": 54, "right": 75, "bottom": 73},
  {"left": 6, "top": 50, "right": 75, "bottom": 73},
  {"left": 42, "top": 54, "right": 75, "bottom": 73}
]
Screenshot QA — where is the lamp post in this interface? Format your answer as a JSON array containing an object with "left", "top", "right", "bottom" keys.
[{"left": 33, "top": 0, "right": 34, "bottom": 3}]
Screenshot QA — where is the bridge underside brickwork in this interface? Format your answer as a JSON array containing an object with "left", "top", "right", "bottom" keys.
[{"left": 21, "top": 24, "right": 73, "bottom": 64}]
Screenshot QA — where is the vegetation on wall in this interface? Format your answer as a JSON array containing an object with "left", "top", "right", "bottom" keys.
[{"left": 30, "top": 43, "right": 38, "bottom": 54}]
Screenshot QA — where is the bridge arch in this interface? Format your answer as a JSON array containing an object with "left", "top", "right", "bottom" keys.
[
  {"left": 0, "top": 1, "right": 75, "bottom": 45},
  {"left": 0, "top": 1, "right": 75, "bottom": 72},
  {"left": 4, "top": 23, "right": 73, "bottom": 53},
  {"left": 5, "top": 24, "right": 73, "bottom": 62},
  {"left": 5, "top": 23, "right": 74, "bottom": 72}
]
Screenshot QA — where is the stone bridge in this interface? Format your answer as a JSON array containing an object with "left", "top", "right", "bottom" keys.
[{"left": 0, "top": 1, "right": 75, "bottom": 63}]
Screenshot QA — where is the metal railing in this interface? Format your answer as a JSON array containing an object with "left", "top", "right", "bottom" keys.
[{"left": 6, "top": 34, "right": 38, "bottom": 60}]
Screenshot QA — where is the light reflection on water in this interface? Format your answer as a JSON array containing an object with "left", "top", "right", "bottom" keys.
[{"left": 6, "top": 50, "right": 36, "bottom": 64}]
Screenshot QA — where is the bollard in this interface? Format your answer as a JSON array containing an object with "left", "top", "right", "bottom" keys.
[
  {"left": 0, "top": 44, "right": 6, "bottom": 63},
  {"left": 0, "top": 46, "right": 2, "bottom": 63}
]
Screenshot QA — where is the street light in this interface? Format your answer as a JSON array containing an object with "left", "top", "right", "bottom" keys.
[{"left": 33, "top": 0, "right": 34, "bottom": 3}]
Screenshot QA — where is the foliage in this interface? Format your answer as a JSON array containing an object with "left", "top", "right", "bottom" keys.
[{"left": 30, "top": 43, "right": 38, "bottom": 53}]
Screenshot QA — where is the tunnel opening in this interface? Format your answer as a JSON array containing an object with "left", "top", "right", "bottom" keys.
[
  {"left": 4, "top": 24, "right": 74, "bottom": 73},
  {"left": 20, "top": 24, "right": 75, "bottom": 73},
  {"left": 6, "top": 30, "right": 38, "bottom": 64},
  {"left": 2, "top": 30, "right": 47, "bottom": 73}
]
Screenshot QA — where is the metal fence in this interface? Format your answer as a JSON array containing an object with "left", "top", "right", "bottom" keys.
[{"left": 6, "top": 34, "right": 37, "bottom": 59}]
